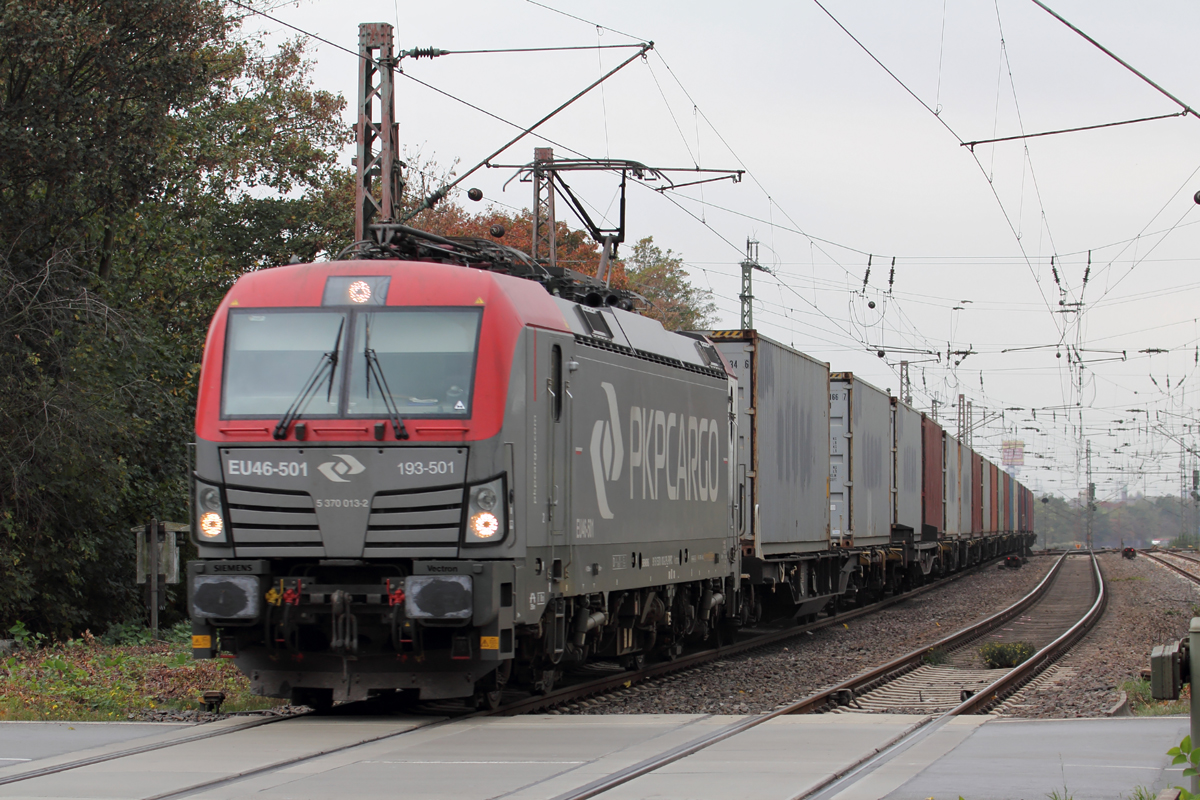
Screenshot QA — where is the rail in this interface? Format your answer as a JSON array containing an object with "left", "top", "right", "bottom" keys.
[
  {"left": 548, "top": 551, "right": 1105, "bottom": 800},
  {"left": 498, "top": 551, "right": 1022, "bottom": 715},
  {"left": 1145, "top": 550, "right": 1200, "bottom": 585}
]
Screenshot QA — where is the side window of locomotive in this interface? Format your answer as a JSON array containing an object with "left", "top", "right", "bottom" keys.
[
  {"left": 346, "top": 308, "right": 482, "bottom": 417},
  {"left": 222, "top": 310, "right": 346, "bottom": 417},
  {"left": 550, "top": 345, "right": 562, "bottom": 422}
]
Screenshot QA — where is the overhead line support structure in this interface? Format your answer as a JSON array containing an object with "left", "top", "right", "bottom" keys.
[
  {"left": 740, "top": 238, "right": 770, "bottom": 329},
  {"left": 355, "top": 23, "right": 401, "bottom": 243},
  {"left": 499, "top": 154, "right": 742, "bottom": 285}
]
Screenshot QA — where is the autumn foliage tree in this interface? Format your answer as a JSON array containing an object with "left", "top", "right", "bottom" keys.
[
  {"left": 0, "top": 1, "right": 351, "bottom": 635},
  {"left": 408, "top": 191, "right": 717, "bottom": 330}
]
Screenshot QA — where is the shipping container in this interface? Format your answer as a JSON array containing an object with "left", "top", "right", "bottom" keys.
[
  {"left": 942, "top": 434, "right": 963, "bottom": 537},
  {"left": 892, "top": 398, "right": 923, "bottom": 537},
  {"left": 990, "top": 462, "right": 1000, "bottom": 532},
  {"left": 711, "top": 331, "right": 831, "bottom": 556},
  {"left": 921, "top": 414, "right": 943, "bottom": 537},
  {"left": 971, "top": 450, "right": 983, "bottom": 534},
  {"left": 830, "top": 373, "right": 892, "bottom": 547},
  {"left": 980, "top": 458, "right": 992, "bottom": 533},
  {"left": 1017, "top": 483, "right": 1026, "bottom": 531},
  {"left": 1004, "top": 472, "right": 1013, "bottom": 531}
]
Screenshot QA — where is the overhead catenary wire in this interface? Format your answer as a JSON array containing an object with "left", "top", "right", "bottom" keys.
[{"left": 233, "top": 0, "right": 1199, "bottom": 497}]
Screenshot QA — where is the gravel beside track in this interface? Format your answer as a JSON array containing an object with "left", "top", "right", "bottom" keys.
[
  {"left": 1001, "top": 552, "right": 1198, "bottom": 718},
  {"left": 562, "top": 555, "right": 1054, "bottom": 715}
]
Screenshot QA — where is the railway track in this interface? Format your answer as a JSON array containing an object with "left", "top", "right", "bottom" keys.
[
  {"left": 1145, "top": 549, "right": 1200, "bottom": 584},
  {"left": 0, "top": 552, "right": 1034, "bottom": 797},
  {"left": 824, "top": 553, "right": 1098, "bottom": 715},
  {"left": 496, "top": 552, "right": 1041, "bottom": 716},
  {"left": 544, "top": 551, "right": 1106, "bottom": 800}
]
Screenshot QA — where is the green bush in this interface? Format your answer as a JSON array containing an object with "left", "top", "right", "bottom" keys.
[
  {"left": 922, "top": 647, "right": 948, "bottom": 666},
  {"left": 978, "top": 641, "right": 1035, "bottom": 668}
]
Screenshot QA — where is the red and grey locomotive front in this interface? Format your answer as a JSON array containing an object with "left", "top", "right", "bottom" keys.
[{"left": 188, "top": 261, "right": 572, "bottom": 704}]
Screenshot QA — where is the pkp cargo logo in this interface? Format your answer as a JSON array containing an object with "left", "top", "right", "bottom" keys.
[
  {"left": 318, "top": 454, "right": 366, "bottom": 483},
  {"left": 590, "top": 383, "right": 623, "bottom": 519}
]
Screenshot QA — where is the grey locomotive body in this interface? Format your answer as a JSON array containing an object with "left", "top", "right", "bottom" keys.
[{"left": 187, "top": 260, "right": 737, "bottom": 706}]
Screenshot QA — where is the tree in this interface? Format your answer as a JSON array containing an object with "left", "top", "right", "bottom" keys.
[
  {"left": 624, "top": 237, "right": 719, "bottom": 331},
  {"left": 412, "top": 191, "right": 720, "bottom": 331},
  {"left": 0, "top": 2, "right": 352, "bottom": 636}
]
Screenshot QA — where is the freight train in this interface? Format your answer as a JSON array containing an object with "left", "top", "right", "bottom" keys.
[{"left": 187, "top": 234, "right": 1034, "bottom": 709}]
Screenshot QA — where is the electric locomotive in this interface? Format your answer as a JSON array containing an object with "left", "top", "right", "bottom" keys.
[{"left": 187, "top": 236, "right": 738, "bottom": 708}]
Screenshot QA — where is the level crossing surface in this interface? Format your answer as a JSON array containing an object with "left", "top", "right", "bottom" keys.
[{"left": 0, "top": 714, "right": 1186, "bottom": 799}]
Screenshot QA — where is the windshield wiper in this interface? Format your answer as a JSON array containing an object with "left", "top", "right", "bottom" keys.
[
  {"left": 364, "top": 317, "right": 410, "bottom": 440},
  {"left": 272, "top": 318, "right": 345, "bottom": 440}
]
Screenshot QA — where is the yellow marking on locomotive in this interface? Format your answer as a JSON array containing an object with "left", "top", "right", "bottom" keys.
[
  {"left": 192, "top": 635, "right": 212, "bottom": 649},
  {"left": 265, "top": 584, "right": 283, "bottom": 606},
  {"left": 474, "top": 297, "right": 485, "bottom": 305},
  {"left": 480, "top": 636, "right": 500, "bottom": 650}
]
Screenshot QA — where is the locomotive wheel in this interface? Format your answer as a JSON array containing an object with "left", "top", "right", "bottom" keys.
[
  {"left": 620, "top": 653, "right": 646, "bottom": 672},
  {"left": 474, "top": 661, "right": 512, "bottom": 711},
  {"left": 534, "top": 667, "right": 557, "bottom": 695}
]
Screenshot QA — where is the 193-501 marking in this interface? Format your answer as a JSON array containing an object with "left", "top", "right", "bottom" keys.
[{"left": 398, "top": 461, "right": 455, "bottom": 475}]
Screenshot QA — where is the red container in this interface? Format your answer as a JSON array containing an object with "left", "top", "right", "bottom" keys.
[
  {"left": 921, "top": 415, "right": 944, "bottom": 536},
  {"left": 971, "top": 451, "right": 983, "bottom": 534}
]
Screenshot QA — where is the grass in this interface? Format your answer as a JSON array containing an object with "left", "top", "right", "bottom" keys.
[
  {"left": 922, "top": 647, "right": 949, "bottom": 666},
  {"left": 1121, "top": 787, "right": 1155, "bottom": 800},
  {"left": 1123, "top": 678, "right": 1191, "bottom": 717},
  {"left": 978, "top": 641, "right": 1035, "bottom": 669},
  {"left": 0, "top": 622, "right": 282, "bottom": 721}
]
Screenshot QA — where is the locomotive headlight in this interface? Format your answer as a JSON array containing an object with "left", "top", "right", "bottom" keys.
[
  {"left": 470, "top": 511, "right": 500, "bottom": 539},
  {"left": 348, "top": 280, "right": 372, "bottom": 304},
  {"left": 464, "top": 476, "right": 507, "bottom": 545},
  {"left": 199, "top": 511, "right": 224, "bottom": 539},
  {"left": 193, "top": 480, "right": 229, "bottom": 545},
  {"left": 199, "top": 486, "right": 222, "bottom": 512},
  {"left": 473, "top": 486, "right": 498, "bottom": 512}
]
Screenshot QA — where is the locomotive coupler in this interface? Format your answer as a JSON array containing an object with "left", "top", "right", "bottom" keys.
[{"left": 329, "top": 590, "right": 359, "bottom": 655}]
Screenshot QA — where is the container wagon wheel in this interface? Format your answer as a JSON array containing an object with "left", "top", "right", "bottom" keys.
[{"left": 291, "top": 687, "right": 333, "bottom": 713}]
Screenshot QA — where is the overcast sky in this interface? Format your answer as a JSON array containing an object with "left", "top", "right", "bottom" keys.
[{"left": 245, "top": 0, "right": 1200, "bottom": 505}]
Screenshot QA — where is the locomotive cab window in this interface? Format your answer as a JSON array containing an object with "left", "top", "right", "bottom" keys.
[
  {"left": 347, "top": 308, "right": 482, "bottom": 418},
  {"left": 223, "top": 310, "right": 346, "bottom": 417}
]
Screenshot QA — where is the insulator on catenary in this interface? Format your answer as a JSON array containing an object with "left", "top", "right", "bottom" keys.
[{"left": 403, "top": 47, "right": 448, "bottom": 59}]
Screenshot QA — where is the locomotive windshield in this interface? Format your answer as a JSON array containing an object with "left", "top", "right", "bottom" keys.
[
  {"left": 221, "top": 307, "right": 481, "bottom": 419},
  {"left": 348, "top": 308, "right": 481, "bottom": 418},
  {"left": 223, "top": 311, "right": 345, "bottom": 417}
]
